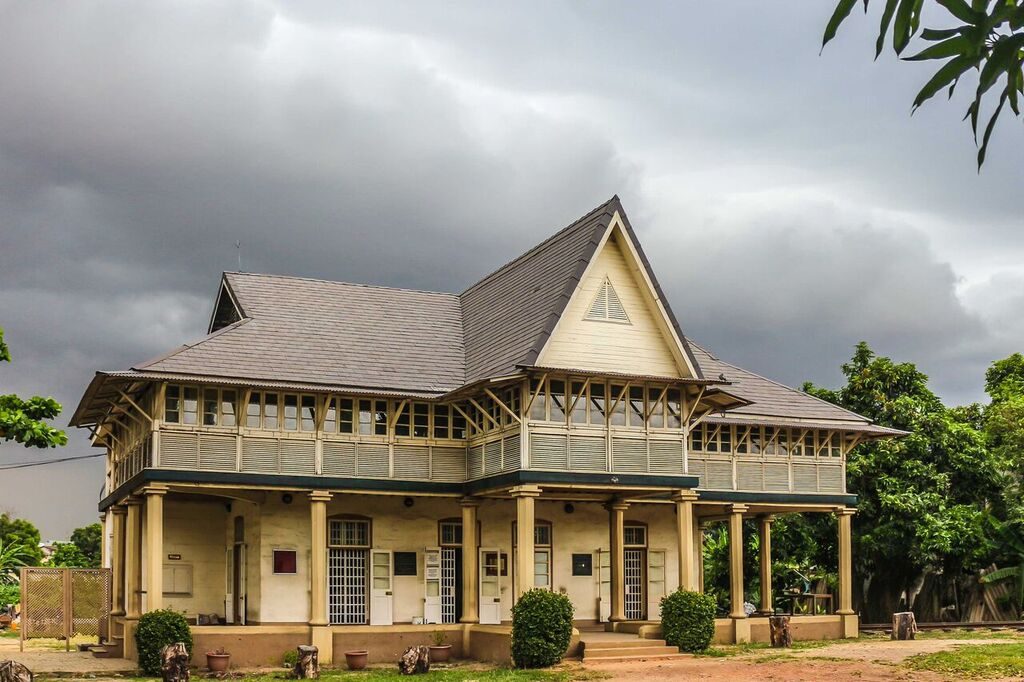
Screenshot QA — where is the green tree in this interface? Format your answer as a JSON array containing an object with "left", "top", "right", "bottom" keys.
[
  {"left": 0, "top": 513, "right": 42, "bottom": 566},
  {"left": 822, "top": 0, "right": 1024, "bottom": 168},
  {"left": 804, "top": 342, "right": 1002, "bottom": 621},
  {"left": 46, "top": 543, "right": 89, "bottom": 568},
  {"left": 70, "top": 523, "right": 102, "bottom": 568},
  {"left": 0, "top": 327, "right": 67, "bottom": 448},
  {"left": 0, "top": 538, "right": 30, "bottom": 585},
  {"left": 984, "top": 353, "right": 1024, "bottom": 521},
  {"left": 978, "top": 516, "right": 1024, "bottom": 616}
]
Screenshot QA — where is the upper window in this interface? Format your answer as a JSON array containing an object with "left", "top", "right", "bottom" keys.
[
  {"left": 585, "top": 277, "right": 630, "bottom": 323},
  {"left": 164, "top": 384, "right": 234, "bottom": 427}
]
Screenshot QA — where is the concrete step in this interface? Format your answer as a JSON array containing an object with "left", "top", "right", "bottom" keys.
[
  {"left": 584, "top": 652, "right": 691, "bottom": 663},
  {"left": 91, "top": 639, "right": 124, "bottom": 659},
  {"left": 585, "top": 638, "right": 669, "bottom": 649},
  {"left": 585, "top": 645, "right": 681, "bottom": 659},
  {"left": 89, "top": 646, "right": 109, "bottom": 658}
]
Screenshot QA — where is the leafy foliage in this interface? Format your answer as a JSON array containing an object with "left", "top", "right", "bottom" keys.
[
  {"left": 0, "top": 327, "right": 67, "bottom": 448},
  {"left": 135, "top": 609, "right": 193, "bottom": 676},
  {"left": 660, "top": 590, "right": 716, "bottom": 652},
  {"left": 0, "top": 514, "right": 42, "bottom": 566},
  {"left": 978, "top": 516, "right": 1024, "bottom": 616},
  {"left": 46, "top": 542, "right": 90, "bottom": 568},
  {"left": 804, "top": 342, "right": 1003, "bottom": 621},
  {"left": 0, "top": 539, "right": 30, "bottom": 586},
  {"left": 70, "top": 523, "right": 102, "bottom": 568},
  {"left": 510, "top": 589, "right": 574, "bottom": 668},
  {"left": 822, "top": 0, "right": 1024, "bottom": 168}
]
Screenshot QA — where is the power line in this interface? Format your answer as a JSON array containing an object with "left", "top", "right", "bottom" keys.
[{"left": 0, "top": 452, "right": 105, "bottom": 471}]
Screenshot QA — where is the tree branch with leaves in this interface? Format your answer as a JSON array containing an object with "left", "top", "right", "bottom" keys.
[
  {"left": 823, "top": 0, "right": 1024, "bottom": 168},
  {"left": 0, "top": 327, "right": 67, "bottom": 448}
]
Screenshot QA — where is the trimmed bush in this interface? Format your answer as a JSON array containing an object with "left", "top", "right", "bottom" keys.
[
  {"left": 135, "top": 608, "right": 193, "bottom": 675},
  {"left": 511, "top": 588, "right": 574, "bottom": 668},
  {"left": 660, "top": 589, "right": 716, "bottom": 652}
]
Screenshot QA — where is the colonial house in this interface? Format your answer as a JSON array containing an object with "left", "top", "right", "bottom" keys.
[{"left": 72, "top": 197, "right": 902, "bottom": 665}]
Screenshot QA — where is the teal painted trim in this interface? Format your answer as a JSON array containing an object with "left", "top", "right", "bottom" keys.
[
  {"left": 696, "top": 490, "right": 858, "bottom": 506},
  {"left": 465, "top": 470, "right": 700, "bottom": 493}
]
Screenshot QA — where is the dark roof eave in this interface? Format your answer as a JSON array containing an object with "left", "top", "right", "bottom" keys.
[{"left": 519, "top": 364, "right": 726, "bottom": 386}]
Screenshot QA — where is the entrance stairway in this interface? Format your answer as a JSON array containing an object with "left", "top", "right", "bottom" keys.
[{"left": 581, "top": 633, "right": 689, "bottom": 663}]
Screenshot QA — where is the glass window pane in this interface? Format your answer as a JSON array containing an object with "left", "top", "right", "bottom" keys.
[
  {"left": 263, "top": 393, "right": 278, "bottom": 430},
  {"left": 530, "top": 379, "right": 546, "bottom": 421},
  {"left": 571, "top": 381, "right": 587, "bottom": 424},
  {"left": 610, "top": 385, "right": 626, "bottom": 426},
  {"left": 182, "top": 387, "right": 198, "bottom": 425},
  {"left": 374, "top": 401, "right": 388, "bottom": 435},
  {"left": 666, "top": 388, "right": 681, "bottom": 429},
  {"left": 433, "top": 406, "right": 450, "bottom": 439},
  {"left": 690, "top": 424, "right": 703, "bottom": 452},
  {"left": 324, "top": 398, "right": 337, "bottom": 433},
  {"left": 414, "top": 403, "right": 429, "bottom": 437},
  {"left": 359, "top": 400, "right": 373, "bottom": 435},
  {"left": 549, "top": 380, "right": 566, "bottom": 422},
  {"left": 395, "top": 403, "right": 410, "bottom": 437},
  {"left": 339, "top": 398, "right": 354, "bottom": 433},
  {"left": 452, "top": 410, "right": 467, "bottom": 439},
  {"left": 203, "top": 388, "right": 218, "bottom": 426},
  {"left": 589, "top": 383, "right": 606, "bottom": 425},
  {"left": 164, "top": 385, "right": 180, "bottom": 423},
  {"left": 283, "top": 394, "right": 298, "bottom": 430},
  {"left": 647, "top": 387, "right": 664, "bottom": 428},
  {"left": 221, "top": 390, "right": 236, "bottom": 427},
  {"left": 247, "top": 392, "right": 261, "bottom": 428},
  {"left": 720, "top": 425, "right": 732, "bottom": 453},
  {"left": 628, "top": 386, "right": 645, "bottom": 427},
  {"left": 301, "top": 395, "right": 315, "bottom": 431}
]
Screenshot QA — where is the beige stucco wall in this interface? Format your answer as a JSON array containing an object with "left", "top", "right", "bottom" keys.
[{"left": 162, "top": 498, "right": 228, "bottom": 616}]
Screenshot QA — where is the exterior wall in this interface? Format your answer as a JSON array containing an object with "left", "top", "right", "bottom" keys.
[
  {"left": 162, "top": 499, "right": 228, "bottom": 616},
  {"left": 255, "top": 496, "right": 306, "bottom": 623},
  {"left": 330, "top": 624, "right": 465, "bottom": 663},
  {"left": 190, "top": 625, "right": 310, "bottom": 668},
  {"left": 713, "top": 616, "right": 845, "bottom": 644},
  {"left": 538, "top": 231, "right": 683, "bottom": 377}
]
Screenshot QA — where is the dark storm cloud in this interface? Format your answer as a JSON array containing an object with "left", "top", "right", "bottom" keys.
[{"left": 1, "top": 0, "right": 1021, "bottom": 538}]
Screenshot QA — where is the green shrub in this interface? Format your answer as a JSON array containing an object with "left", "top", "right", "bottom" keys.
[
  {"left": 135, "top": 609, "right": 192, "bottom": 675},
  {"left": 511, "top": 588, "right": 574, "bottom": 668},
  {"left": 660, "top": 589, "right": 716, "bottom": 652},
  {"left": 282, "top": 649, "right": 299, "bottom": 668}
]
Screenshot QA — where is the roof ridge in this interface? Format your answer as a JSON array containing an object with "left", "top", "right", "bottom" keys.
[
  {"left": 225, "top": 271, "right": 459, "bottom": 299},
  {"left": 688, "top": 340, "right": 870, "bottom": 424},
  {"left": 460, "top": 196, "right": 618, "bottom": 297}
]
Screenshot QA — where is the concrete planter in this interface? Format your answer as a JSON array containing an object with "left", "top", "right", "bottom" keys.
[
  {"left": 429, "top": 644, "right": 452, "bottom": 663},
  {"left": 206, "top": 652, "right": 231, "bottom": 672},
  {"left": 345, "top": 650, "right": 369, "bottom": 670}
]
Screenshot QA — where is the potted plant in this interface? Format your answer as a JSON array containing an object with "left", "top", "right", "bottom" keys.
[
  {"left": 206, "top": 647, "right": 231, "bottom": 672},
  {"left": 428, "top": 630, "right": 452, "bottom": 663},
  {"left": 345, "top": 649, "right": 369, "bottom": 670}
]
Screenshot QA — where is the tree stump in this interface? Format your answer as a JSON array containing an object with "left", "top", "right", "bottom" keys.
[
  {"left": 398, "top": 646, "right": 430, "bottom": 675},
  {"left": 891, "top": 612, "right": 918, "bottom": 640},
  {"left": 159, "top": 642, "right": 190, "bottom": 682},
  {"left": 0, "top": 661, "right": 33, "bottom": 682},
  {"left": 769, "top": 615, "right": 792, "bottom": 648},
  {"left": 293, "top": 645, "right": 319, "bottom": 679}
]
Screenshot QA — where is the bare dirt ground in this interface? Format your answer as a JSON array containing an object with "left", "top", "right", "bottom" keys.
[
  {"left": 0, "top": 636, "right": 136, "bottom": 675},
  {"left": 578, "top": 637, "right": 1020, "bottom": 682}
]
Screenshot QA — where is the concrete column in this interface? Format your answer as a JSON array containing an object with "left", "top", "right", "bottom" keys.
[
  {"left": 125, "top": 497, "right": 143, "bottom": 619},
  {"left": 758, "top": 515, "right": 775, "bottom": 614},
  {"left": 728, "top": 504, "right": 749, "bottom": 643},
  {"left": 142, "top": 485, "right": 168, "bottom": 612},
  {"left": 837, "top": 508, "right": 855, "bottom": 615},
  {"left": 674, "top": 491, "right": 699, "bottom": 591},
  {"left": 110, "top": 506, "right": 127, "bottom": 617},
  {"left": 309, "top": 491, "right": 332, "bottom": 625},
  {"left": 512, "top": 486, "right": 540, "bottom": 600},
  {"left": 460, "top": 498, "right": 481, "bottom": 623},
  {"left": 607, "top": 500, "right": 629, "bottom": 623}
]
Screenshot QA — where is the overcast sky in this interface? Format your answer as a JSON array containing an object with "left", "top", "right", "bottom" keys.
[{"left": 1, "top": 1, "right": 1022, "bottom": 540}]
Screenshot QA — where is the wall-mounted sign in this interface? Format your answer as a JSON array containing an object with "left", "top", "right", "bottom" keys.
[{"left": 167, "top": 554, "right": 182, "bottom": 561}]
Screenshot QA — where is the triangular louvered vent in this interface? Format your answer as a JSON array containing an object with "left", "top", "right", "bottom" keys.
[{"left": 586, "top": 278, "right": 630, "bottom": 323}]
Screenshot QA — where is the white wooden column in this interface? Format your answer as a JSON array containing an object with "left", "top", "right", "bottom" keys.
[
  {"left": 512, "top": 486, "right": 541, "bottom": 600},
  {"left": 674, "top": 491, "right": 699, "bottom": 591},
  {"left": 142, "top": 484, "right": 168, "bottom": 612},
  {"left": 607, "top": 499, "right": 629, "bottom": 622},
  {"left": 460, "top": 497, "right": 481, "bottom": 623}
]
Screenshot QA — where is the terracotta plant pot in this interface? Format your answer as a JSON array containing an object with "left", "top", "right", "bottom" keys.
[
  {"left": 206, "top": 652, "right": 231, "bottom": 672},
  {"left": 428, "top": 644, "right": 452, "bottom": 663},
  {"left": 345, "top": 650, "right": 369, "bottom": 670}
]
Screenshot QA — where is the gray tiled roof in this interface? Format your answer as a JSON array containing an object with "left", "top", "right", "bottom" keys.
[
  {"left": 139, "top": 274, "right": 466, "bottom": 393},
  {"left": 74, "top": 197, "right": 897, "bottom": 435},
  {"left": 688, "top": 342, "right": 873, "bottom": 425}
]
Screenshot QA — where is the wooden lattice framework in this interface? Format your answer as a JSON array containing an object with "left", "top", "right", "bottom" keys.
[{"left": 19, "top": 567, "right": 111, "bottom": 652}]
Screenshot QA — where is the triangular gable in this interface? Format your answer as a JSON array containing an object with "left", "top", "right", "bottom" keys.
[
  {"left": 208, "top": 275, "right": 245, "bottom": 334},
  {"left": 534, "top": 208, "right": 700, "bottom": 379}
]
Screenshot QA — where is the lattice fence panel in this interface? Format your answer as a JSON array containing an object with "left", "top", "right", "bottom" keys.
[{"left": 21, "top": 568, "right": 111, "bottom": 646}]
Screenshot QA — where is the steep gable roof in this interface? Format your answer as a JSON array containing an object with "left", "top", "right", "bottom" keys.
[{"left": 460, "top": 196, "right": 703, "bottom": 383}]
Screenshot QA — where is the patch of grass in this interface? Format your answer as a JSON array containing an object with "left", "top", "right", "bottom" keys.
[
  {"left": 208, "top": 667, "right": 603, "bottom": 682},
  {"left": 0, "top": 629, "right": 20, "bottom": 638},
  {"left": 905, "top": 643, "right": 1024, "bottom": 679},
  {"left": 914, "top": 628, "right": 1024, "bottom": 640}
]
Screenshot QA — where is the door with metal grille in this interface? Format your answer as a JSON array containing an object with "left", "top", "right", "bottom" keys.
[
  {"left": 328, "top": 548, "right": 367, "bottom": 624},
  {"left": 441, "top": 548, "right": 457, "bottom": 624},
  {"left": 624, "top": 548, "right": 645, "bottom": 620}
]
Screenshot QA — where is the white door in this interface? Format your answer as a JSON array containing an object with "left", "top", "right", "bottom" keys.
[
  {"left": 479, "top": 548, "right": 501, "bottom": 624},
  {"left": 597, "top": 550, "right": 611, "bottom": 622},
  {"left": 370, "top": 550, "right": 393, "bottom": 625},
  {"left": 224, "top": 547, "right": 234, "bottom": 623},
  {"left": 423, "top": 547, "right": 442, "bottom": 624},
  {"left": 647, "top": 549, "right": 666, "bottom": 621}
]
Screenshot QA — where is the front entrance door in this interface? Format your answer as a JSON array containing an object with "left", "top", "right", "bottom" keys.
[
  {"left": 440, "top": 547, "right": 462, "bottom": 623},
  {"left": 328, "top": 548, "right": 367, "bottom": 624},
  {"left": 647, "top": 549, "right": 666, "bottom": 620},
  {"left": 624, "top": 548, "right": 645, "bottom": 620},
  {"left": 597, "top": 550, "right": 611, "bottom": 622},
  {"left": 479, "top": 548, "right": 501, "bottom": 624}
]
